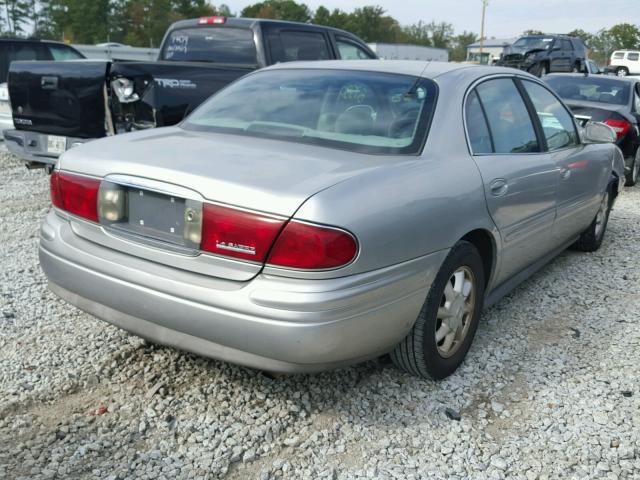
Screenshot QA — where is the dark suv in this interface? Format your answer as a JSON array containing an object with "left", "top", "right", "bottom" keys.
[{"left": 497, "top": 35, "right": 587, "bottom": 77}]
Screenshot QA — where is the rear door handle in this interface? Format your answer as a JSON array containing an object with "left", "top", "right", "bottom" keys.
[
  {"left": 40, "top": 76, "right": 58, "bottom": 90},
  {"left": 489, "top": 178, "right": 508, "bottom": 197}
]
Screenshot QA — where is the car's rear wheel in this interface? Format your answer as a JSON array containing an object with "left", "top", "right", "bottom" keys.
[
  {"left": 391, "top": 241, "right": 485, "bottom": 379},
  {"left": 626, "top": 150, "right": 640, "bottom": 186},
  {"left": 573, "top": 188, "right": 612, "bottom": 252},
  {"left": 616, "top": 67, "right": 629, "bottom": 77}
]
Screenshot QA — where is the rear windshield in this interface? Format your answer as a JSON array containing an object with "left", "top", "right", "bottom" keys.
[
  {"left": 545, "top": 76, "right": 630, "bottom": 106},
  {"left": 183, "top": 69, "right": 437, "bottom": 155},
  {"left": 161, "top": 27, "right": 257, "bottom": 64}
]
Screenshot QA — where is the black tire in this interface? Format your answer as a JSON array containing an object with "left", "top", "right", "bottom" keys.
[
  {"left": 532, "top": 62, "right": 549, "bottom": 77},
  {"left": 391, "top": 241, "right": 485, "bottom": 379},
  {"left": 625, "top": 152, "right": 639, "bottom": 187},
  {"left": 573, "top": 187, "right": 612, "bottom": 252},
  {"left": 616, "top": 67, "right": 629, "bottom": 77}
]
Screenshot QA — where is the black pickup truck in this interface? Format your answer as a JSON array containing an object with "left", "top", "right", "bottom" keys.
[{"left": 5, "top": 16, "right": 375, "bottom": 168}]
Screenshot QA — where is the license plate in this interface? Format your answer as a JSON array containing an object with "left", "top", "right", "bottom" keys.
[
  {"left": 47, "top": 135, "right": 67, "bottom": 155},
  {"left": 126, "top": 189, "right": 186, "bottom": 245}
]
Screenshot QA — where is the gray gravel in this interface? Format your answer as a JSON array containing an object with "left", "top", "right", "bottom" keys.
[{"left": 1, "top": 150, "right": 639, "bottom": 480}]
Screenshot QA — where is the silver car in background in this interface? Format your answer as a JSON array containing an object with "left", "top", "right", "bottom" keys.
[{"left": 40, "top": 61, "right": 625, "bottom": 379}]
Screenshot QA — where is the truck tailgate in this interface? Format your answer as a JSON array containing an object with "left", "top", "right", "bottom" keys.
[{"left": 9, "top": 60, "right": 110, "bottom": 138}]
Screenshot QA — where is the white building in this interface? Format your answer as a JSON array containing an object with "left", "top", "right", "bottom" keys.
[
  {"left": 368, "top": 43, "right": 449, "bottom": 62},
  {"left": 466, "top": 38, "right": 515, "bottom": 65}
]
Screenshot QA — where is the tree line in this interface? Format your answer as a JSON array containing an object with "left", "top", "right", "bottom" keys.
[{"left": 0, "top": 0, "right": 638, "bottom": 64}]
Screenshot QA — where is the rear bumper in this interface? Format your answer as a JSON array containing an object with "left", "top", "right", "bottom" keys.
[
  {"left": 40, "top": 210, "right": 447, "bottom": 372},
  {"left": 0, "top": 113, "right": 13, "bottom": 139},
  {"left": 4, "top": 129, "right": 93, "bottom": 167}
]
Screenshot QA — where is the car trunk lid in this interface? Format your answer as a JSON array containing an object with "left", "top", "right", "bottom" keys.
[{"left": 58, "top": 127, "right": 390, "bottom": 281}]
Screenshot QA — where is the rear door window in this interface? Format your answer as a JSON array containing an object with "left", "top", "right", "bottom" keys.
[
  {"left": 522, "top": 81, "right": 579, "bottom": 151},
  {"left": 161, "top": 27, "right": 257, "bottom": 64},
  {"left": 48, "top": 44, "right": 84, "bottom": 61},
  {"left": 475, "top": 78, "right": 540, "bottom": 153},
  {"left": 11, "top": 42, "right": 50, "bottom": 61},
  {"left": 561, "top": 39, "right": 573, "bottom": 51},
  {"left": 628, "top": 52, "right": 640, "bottom": 61},
  {"left": 268, "top": 30, "right": 331, "bottom": 63},
  {"left": 336, "top": 37, "right": 373, "bottom": 60},
  {"left": 465, "top": 90, "right": 493, "bottom": 154}
]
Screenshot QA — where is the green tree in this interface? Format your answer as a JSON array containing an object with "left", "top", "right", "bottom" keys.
[
  {"left": 428, "top": 21, "right": 454, "bottom": 49},
  {"left": 241, "top": 0, "right": 311, "bottom": 22},
  {"left": 567, "top": 28, "right": 593, "bottom": 47},
  {"left": 312, "top": 6, "right": 349, "bottom": 30},
  {"left": 606, "top": 23, "right": 640, "bottom": 49},
  {"left": 1, "top": 0, "right": 31, "bottom": 35},
  {"left": 523, "top": 29, "right": 544, "bottom": 36},
  {"left": 216, "top": 3, "right": 234, "bottom": 17},
  {"left": 401, "top": 21, "right": 431, "bottom": 46},
  {"left": 450, "top": 31, "right": 477, "bottom": 62},
  {"left": 346, "top": 6, "right": 402, "bottom": 43}
]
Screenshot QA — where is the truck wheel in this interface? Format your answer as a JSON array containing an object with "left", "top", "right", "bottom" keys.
[
  {"left": 534, "top": 62, "right": 549, "bottom": 77},
  {"left": 573, "top": 188, "right": 612, "bottom": 252},
  {"left": 391, "top": 241, "right": 485, "bottom": 379},
  {"left": 616, "top": 67, "right": 629, "bottom": 77}
]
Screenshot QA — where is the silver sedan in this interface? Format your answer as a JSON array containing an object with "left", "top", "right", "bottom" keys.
[{"left": 40, "top": 61, "right": 625, "bottom": 379}]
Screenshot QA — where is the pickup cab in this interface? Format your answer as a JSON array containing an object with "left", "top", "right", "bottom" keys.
[{"left": 5, "top": 17, "right": 375, "bottom": 169}]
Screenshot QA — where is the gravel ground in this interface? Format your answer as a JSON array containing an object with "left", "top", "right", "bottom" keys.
[{"left": 1, "top": 150, "right": 639, "bottom": 480}]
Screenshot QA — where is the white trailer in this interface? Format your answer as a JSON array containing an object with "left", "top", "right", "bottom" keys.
[{"left": 368, "top": 43, "right": 448, "bottom": 62}]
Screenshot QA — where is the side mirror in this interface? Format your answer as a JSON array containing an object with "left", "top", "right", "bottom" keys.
[
  {"left": 582, "top": 121, "right": 617, "bottom": 144},
  {"left": 551, "top": 46, "right": 561, "bottom": 52}
]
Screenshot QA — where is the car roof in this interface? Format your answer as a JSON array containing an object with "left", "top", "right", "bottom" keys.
[
  {"left": 0, "top": 37, "right": 70, "bottom": 46},
  {"left": 169, "top": 16, "right": 364, "bottom": 37},
  {"left": 263, "top": 59, "right": 527, "bottom": 80}
]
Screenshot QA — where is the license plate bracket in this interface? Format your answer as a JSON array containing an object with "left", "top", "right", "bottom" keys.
[{"left": 126, "top": 189, "right": 186, "bottom": 245}]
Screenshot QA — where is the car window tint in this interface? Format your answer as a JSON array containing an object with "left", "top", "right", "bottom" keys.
[
  {"left": 561, "top": 40, "right": 573, "bottom": 50},
  {"left": 184, "top": 69, "right": 437, "bottom": 155},
  {"left": 336, "top": 38, "right": 372, "bottom": 60},
  {"left": 545, "top": 75, "right": 630, "bottom": 106},
  {"left": 465, "top": 90, "right": 493, "bottom": 154},
  {"left": 49, "top": 44, "right": 83, "bottom": 61},
  {"left": 613, "top": 52, "right": 625, "bottom": 59},
  {"left": 161, "top": 27, "right": 257, "bottom": 63},
  {"left": 268, "top": 31, "right": 330, "bottom": 63},
  {"left": 475, "top": 79, "right": 539, "bottom": 153},
  {"left": 11, "top": 43, "right": 50, "bottom": 61},
  {"left": 522, "top": 81, "right": 579, "bottom": 151},
  {"left": 628, "top": 52, "right": 640, "bottom": 61}
]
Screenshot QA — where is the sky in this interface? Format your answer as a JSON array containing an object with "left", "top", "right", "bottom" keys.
[{"left": 222, "top": 0, "right": 638, "bottom": 38}]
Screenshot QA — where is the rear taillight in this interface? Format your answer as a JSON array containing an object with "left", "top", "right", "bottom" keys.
[
  {"left": 604, "top": 118, "right": 631, "bottom": 140},
  {"left": 267, "top": 221, "right": 358, "bottom": 270},
  {"left": 50, "top": 171, "right": 100, "bottom": 222},
  {"left": 201, "top": 203, "right": 285, "bottom": 262}
]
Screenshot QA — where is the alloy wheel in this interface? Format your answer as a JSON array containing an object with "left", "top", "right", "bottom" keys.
[{"left": 435, "top": 266, "right": 476, "bottom": 358}]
